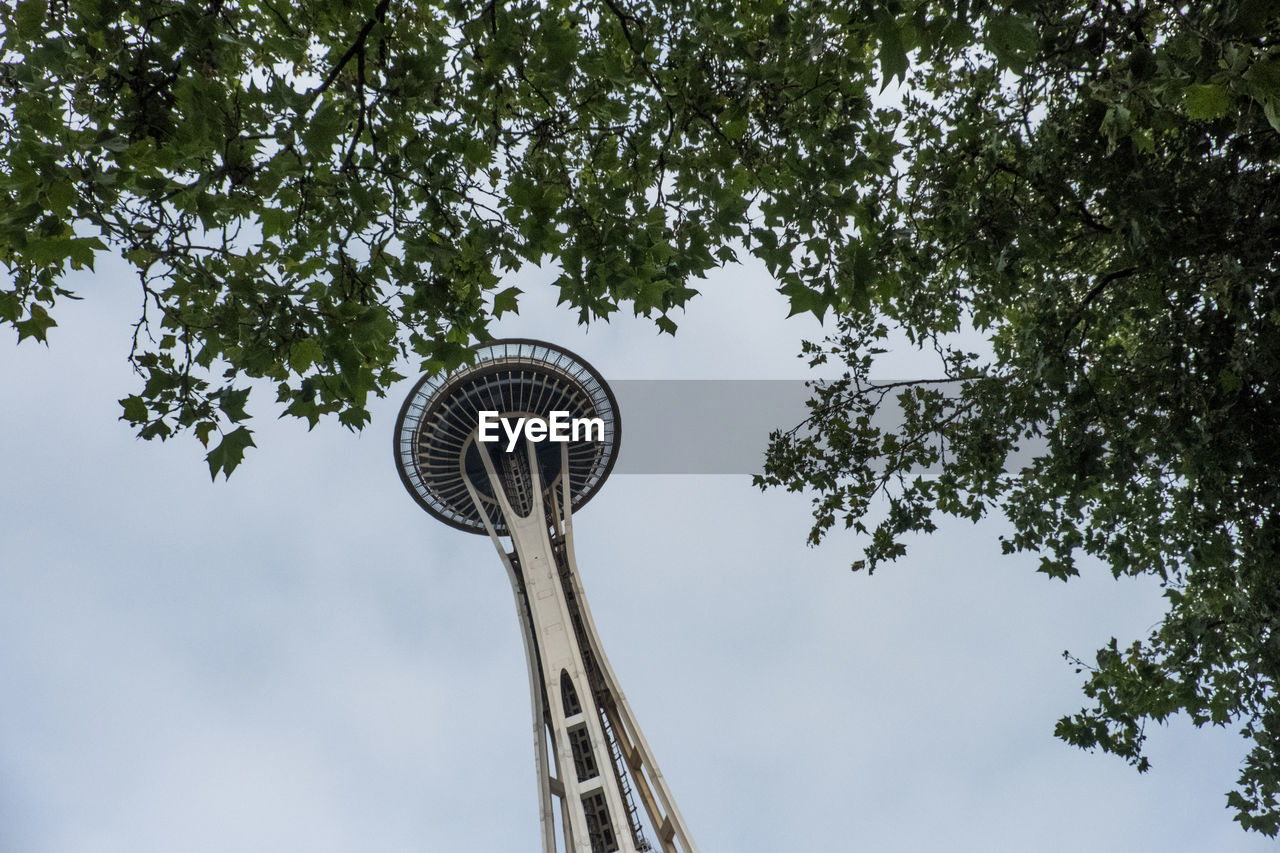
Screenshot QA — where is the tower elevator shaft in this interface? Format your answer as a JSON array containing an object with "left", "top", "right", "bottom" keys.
[{"left": 462, "top": 439, "right": 697, "bottom": 853}]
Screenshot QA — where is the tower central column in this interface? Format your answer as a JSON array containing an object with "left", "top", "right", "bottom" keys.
[{"left": 465, "top": 436, "right": 695, "bottom": 853}]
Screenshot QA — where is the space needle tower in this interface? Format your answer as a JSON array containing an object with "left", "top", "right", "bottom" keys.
[{"left": 393, "top": 339, "right": 698, "bottom": 853}]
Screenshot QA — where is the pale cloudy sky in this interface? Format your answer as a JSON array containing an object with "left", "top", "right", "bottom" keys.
[{"left": 0, "top": 253, "right": 1271, "bottom": 852}]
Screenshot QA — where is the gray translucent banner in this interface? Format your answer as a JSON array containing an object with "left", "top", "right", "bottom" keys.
[
  {"left": 610, "top": 380, "right": 1045, "bottom": 474},
  {"left": 611, "top": 380, "right": 813, "bottom": 474}
]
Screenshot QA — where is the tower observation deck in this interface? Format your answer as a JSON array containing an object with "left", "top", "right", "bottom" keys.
[{"left": 394, "top": 339, "right": 697, "bottom": 853}]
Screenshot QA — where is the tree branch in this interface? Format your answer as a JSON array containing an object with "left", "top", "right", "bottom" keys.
[
  {"left": 1066, "top": 266, "right": 1139, "bottom": 336},
  {"left": 307, "top": 0, "right": 391, "bottom": 108}
]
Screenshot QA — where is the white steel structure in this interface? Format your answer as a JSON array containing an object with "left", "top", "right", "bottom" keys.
[{"left": 394, "top": 340, "right": 697, "bottom": 853}]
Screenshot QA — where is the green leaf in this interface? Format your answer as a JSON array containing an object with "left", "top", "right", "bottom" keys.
[
  {"left": 13, "top": 0, "right": 48, "bottom": 39},
  {"left": 206, "top": 426, "right": 256, "bottom": 480},
  {"left": 985, "top": 13, "right": 1039, "bottom": 75},
  {"left": 119, "top": 395, "right": 149, "bottom": 424},
  {"left": 779, "top": 279, "right": 830, "bottom": 320},
  {"left": 877, "top": 20, "right": 909, "bottom": 88},
  {"left": 15, "top": 303, "right": 56, "bottom": 342},
  {"left": 1185, "top": 84, "right": 1232, "bottom": 119},
  {"left": 288, "top": 338, "right": 324, "bottom": 373},
  {"left": 1243, "top": 56, "right": 1280, "bottom": 99},
  {"left": 195, "top": 421, "right": 217, "bottom": 447},
  {"left": 66, "top": 237, "right": 103, "bottom": 270},
  {"left": 260, "top": 207, "right": 292, "bottom": 239},
  {"left": 491, "top": 285, "right": 521, "bottom": 318},
  {"left": 303, "top": 101, "right": 346, "bottom": 152},
  {"left": 722, "top": 114, "right": 749, "bottom": 140},
  {"left": 1263, "top": 99, "right": 1280, "bottom": 134},
  {"left": 217, "top": 387, "right": 251, "bottom": 422},
  {"left": 0, "top": 292, "right": 19, "bottom": 324}
]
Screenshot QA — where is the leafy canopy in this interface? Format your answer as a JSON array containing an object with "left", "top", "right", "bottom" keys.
[
  {"left": 757, "top": 0, "right": 1280, "bottom": 837},
  {"left": 6, "top": 0, "right": 1280, "bottom": 837},
  {"left": 1, "top": 0, "right": 900, "bottom": 476}
]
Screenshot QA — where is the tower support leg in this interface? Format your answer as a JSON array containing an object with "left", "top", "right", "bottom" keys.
[{"left": 461, "top": 440, "right": 698, "bottom": 853}]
